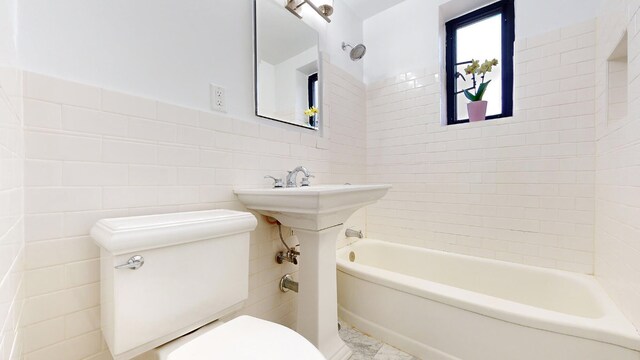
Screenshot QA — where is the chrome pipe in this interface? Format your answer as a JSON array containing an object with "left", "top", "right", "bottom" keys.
[
  {"left": 279, "top": 274, "right": 298, "bottom": 293},
  {"left": 276, "top": 250, "right": 299, "bottom": 265}
]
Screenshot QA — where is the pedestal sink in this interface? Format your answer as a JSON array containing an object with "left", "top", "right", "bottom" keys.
[{"left": 234, "top": 184, "right": 391, "bottom": 360}]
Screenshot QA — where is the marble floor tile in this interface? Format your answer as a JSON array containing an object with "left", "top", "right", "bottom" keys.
[
  {"left": 339, "top": 322, "right": 418, "bottom": 360},
  {"left": 373, "top": 344, "right": 418, "bottom": 360},
  {"left": 340, "top": 325, "right": 383, "bottom": 359}
]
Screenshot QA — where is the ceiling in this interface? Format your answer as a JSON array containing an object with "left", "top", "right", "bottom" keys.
[{"left": 342, "top": 0, "right": 406, "bottom": 20}]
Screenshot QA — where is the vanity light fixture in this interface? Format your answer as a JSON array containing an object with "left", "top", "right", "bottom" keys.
[
  {"left": 319, "top": 0, "right": 334, "bottom": 17},
  {"left": 285, "top": 0, "right": 333, "bottom": 23}
]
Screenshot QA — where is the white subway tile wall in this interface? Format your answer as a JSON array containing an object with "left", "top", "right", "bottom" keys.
[
  {"left": 19, "top": 60, "right": 366, "bottom": 360},
  {"left": 595, "top": 0, "right": 640, "bottom": 331},
  {"left": 365, "top": 20, "right": 597, "bottom": 274},
  {"left": 0, "top": 67, "right": 25, "bottom": 360}
]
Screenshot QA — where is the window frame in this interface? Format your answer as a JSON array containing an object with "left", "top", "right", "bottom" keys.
[
  {"left": 308, "top": 72, "right": 319, "bottom": 127},
  {"left": 445, "top": 0, "right": 515, "bottom": 125}
]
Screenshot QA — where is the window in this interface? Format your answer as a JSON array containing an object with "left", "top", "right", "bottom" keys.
[
  {"left": 308, "top": 73, "right": 319, "bottom": 127},
  {"left": 445, "top": 0, "right": 515, "bottom": 125}
]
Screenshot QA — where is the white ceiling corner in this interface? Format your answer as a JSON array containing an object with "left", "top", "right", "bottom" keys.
[{"left": 341, "top": 0, "right": 407, "bottom": 20}]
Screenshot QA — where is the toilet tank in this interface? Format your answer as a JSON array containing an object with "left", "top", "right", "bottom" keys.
[{"left": 90, "top": 210, "right": 257, "bottom": 360}]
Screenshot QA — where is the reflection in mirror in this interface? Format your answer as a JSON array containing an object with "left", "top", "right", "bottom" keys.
[{"left": 254, "top": 0, "right": 320, "bottom": 129}]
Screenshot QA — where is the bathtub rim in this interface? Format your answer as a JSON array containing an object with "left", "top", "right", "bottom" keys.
[{"left": 336, "top": 239, "right": 640, "bottom": 352}]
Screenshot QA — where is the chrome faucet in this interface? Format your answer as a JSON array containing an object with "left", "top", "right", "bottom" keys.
[{"left": 286, "top": 166, "right": 313, "bottom": 187}]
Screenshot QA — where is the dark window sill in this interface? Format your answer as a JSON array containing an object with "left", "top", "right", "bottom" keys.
[{"left": 447, "top": 113, "right": 513, "bottom": 126}]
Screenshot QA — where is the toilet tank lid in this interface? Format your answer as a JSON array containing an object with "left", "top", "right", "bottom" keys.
[{"left": 90, "top": 210, "right": 257, "bottom": 255}]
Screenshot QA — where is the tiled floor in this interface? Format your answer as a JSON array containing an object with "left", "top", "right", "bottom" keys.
[{"left": 339, "top": 322, "right": 418, "bottom": 360}]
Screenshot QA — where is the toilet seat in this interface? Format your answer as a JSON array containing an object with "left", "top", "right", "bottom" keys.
[{"left": 149, "top": 316, "right": 326, "bottom": 360}]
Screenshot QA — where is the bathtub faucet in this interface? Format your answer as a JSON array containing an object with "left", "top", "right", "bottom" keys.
[
  {"left": 286, "top": 166, "right": 314, "bottom": 187},
  {"left": 345, "top": 228, "right": 363, "bottom": 238}
]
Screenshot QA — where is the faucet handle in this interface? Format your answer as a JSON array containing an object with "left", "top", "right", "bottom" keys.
[
  {"left": 300, "top": 174, "right": 315, "bottom": 187},
  {"left": 264, "top": 175, "right": 284, "bottom": 188}
]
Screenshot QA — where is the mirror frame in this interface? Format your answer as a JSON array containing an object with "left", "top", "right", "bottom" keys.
[{"left": 252, "top": 0, "right": 322, "bottom": 130}]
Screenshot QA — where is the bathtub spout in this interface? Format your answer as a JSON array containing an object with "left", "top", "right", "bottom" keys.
[
  {"left": 345, "top": 228, "right": 363, "bottom": 238},
  {"left": 279, "top": 274, "right": 298, "bottom": 293}
]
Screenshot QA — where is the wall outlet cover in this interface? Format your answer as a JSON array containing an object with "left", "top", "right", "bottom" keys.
[{"left": 210, "top": 83, "right": 227, "bottom": 113}]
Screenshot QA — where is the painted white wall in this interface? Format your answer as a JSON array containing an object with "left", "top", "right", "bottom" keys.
[
  {"left": 17, "top": 0, "right": 363, "bottom": 122},
  {"left": 362, "top": 0, "right": 438, "bottom": 84},
  {"left": 0, "top": 0, "right": 17, "bottom": 65},
  {"left": 320, "top": 0, "right": 365, "bottom": 79},
  {"left": 516, "top": 0, "right": 603, "bottom": 38},
  {"left": 362, "top": 0, "right": 604, "bottom": 83}
]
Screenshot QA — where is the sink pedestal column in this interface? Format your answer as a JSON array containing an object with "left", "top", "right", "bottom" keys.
[{"left": 295, "top": 225, "right": 351, "bottom": 360}]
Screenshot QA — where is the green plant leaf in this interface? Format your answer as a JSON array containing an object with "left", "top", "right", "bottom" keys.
[
  {"left": 475, "top": 80, "right": 492, "bottom": 101},
  {"left": 463, "top": 89, "right": 479, "bottom": 102}
]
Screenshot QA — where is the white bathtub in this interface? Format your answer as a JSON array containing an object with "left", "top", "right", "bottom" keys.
[{"left": 337, "top": 239, "right": 640, "bottom": 360}]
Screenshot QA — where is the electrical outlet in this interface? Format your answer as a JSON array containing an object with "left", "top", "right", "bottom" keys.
[{"left": 210, "top": 83, "right": 226, "bottom": 113}]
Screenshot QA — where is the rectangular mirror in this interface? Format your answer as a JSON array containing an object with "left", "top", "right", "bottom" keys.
[{"left": 254, "top": 0, "right": 321, "bottom": 130}]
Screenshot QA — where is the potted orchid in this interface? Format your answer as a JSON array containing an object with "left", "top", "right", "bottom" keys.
[
  {"left": 304, "top": 106, "right": 319, "bottom": 127},
  {"left": 463, "top": 58, "right": 499, "bottom": 121}
]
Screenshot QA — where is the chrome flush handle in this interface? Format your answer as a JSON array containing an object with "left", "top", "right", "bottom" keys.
[{"left": 115, "top": 255, "right": 145, "bottom": 270}]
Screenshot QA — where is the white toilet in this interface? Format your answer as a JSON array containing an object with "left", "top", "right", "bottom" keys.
[{"left": 90, "top": 209, "right": 325, "bottom": 360}]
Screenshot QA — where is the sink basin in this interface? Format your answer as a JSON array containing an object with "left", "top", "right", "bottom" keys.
[{"left": 234, "top": 184, "right": 391, "bottom": 230}]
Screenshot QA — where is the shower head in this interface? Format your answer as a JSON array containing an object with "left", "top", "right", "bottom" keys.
[{"left": 342, "top": 42, "right": 366, "bottom": 61}]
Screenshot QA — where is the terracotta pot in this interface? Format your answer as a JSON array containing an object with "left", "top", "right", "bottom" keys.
[{"left": 467, "top": 101, "right": 488, "bottom": 122}]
